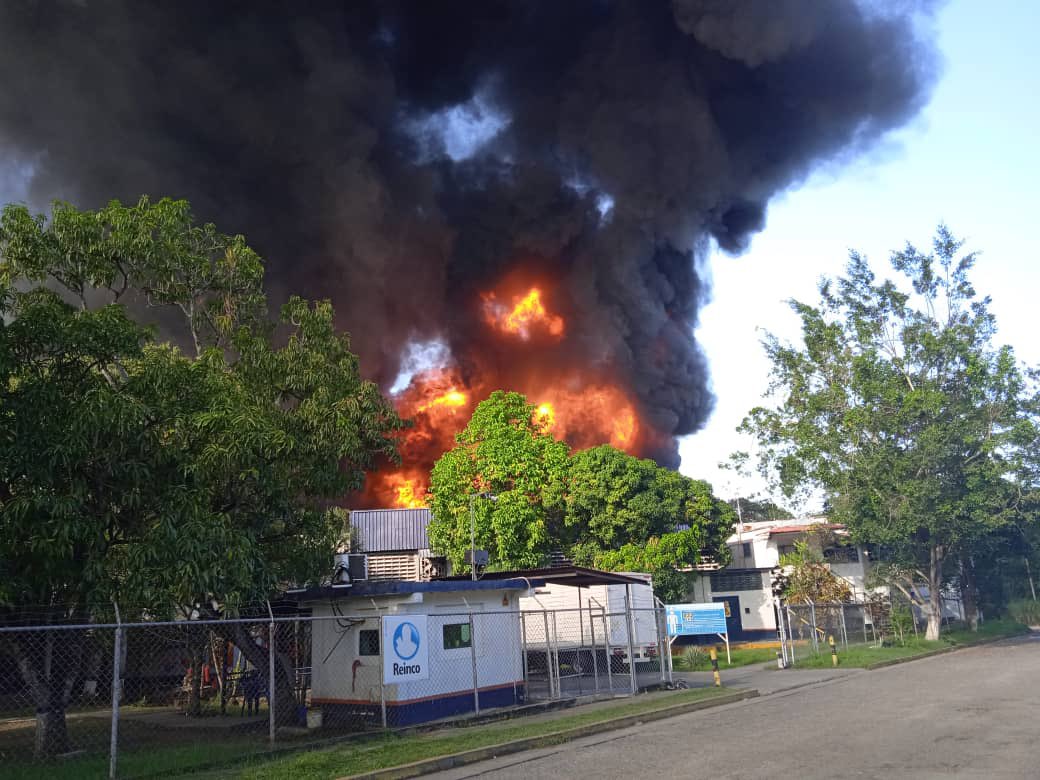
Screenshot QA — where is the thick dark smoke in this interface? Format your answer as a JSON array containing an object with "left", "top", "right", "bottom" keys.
[{"left": 0, "top": 0, "right": 937, "bottom": 468}]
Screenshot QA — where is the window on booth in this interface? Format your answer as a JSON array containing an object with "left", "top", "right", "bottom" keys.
[
  {"left": 442, "top": 622, "right": 472, "bottom": 650},
  {"left": 359, "top": 629, "right": 380, "bottom": 656}
]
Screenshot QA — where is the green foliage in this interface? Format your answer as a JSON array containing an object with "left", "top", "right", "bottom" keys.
[
  {"left": 889, "top": 605, "right": 916, "bottom": 645},
  {"left": 778, "top": 540, "right": 852, "bottom": 604},
  {"left": 427, "top": 391, "right": 570, "bottom": 570},
  {"left": 741, "top": 226, "right": 1040, "bottom": 638},
  {"left": 0, "top": 197, "right": 403, "bottom": 617},
  {"left": 428, "top": 400, "right": 734, "bottom": 588},
  {"left": 1006, "top": 598, "right": 1040, "bottom": 626},
  {"left": 677, "top": 645, "right": 708, "bottom": 670},
  {"left": 730, "top": 496, "right": 793, "bottom": 522}
]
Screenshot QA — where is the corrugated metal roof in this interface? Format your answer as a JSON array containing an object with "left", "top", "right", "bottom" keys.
[{"left": 350, "top": 508, "right": 431, "bottom": 553}]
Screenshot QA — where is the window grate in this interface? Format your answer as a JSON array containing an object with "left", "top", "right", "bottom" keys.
[{"left": 710, "top": 571, "right": 763, "bottom": 592}]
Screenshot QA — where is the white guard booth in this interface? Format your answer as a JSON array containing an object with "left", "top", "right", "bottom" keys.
[{"left": 298, "top": 577, "right": 538, "bottom": 727}]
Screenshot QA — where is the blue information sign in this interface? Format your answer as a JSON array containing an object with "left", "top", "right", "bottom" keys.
[{"left": 666, "top": 603, "right": 728, "bottom": 637}]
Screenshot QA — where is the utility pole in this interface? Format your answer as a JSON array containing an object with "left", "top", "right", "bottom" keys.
[{"left": 469, "top": 493, "right": 477, "bottom": 581}]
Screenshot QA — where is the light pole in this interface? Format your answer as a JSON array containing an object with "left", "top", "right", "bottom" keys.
[{"left": 469, "top": 491, "right": 495, "bottom": 581}]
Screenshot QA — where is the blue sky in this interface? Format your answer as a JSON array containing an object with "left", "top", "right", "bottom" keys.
[{"left": 679, "top": 0, "right": 1040, "bottom": 506}]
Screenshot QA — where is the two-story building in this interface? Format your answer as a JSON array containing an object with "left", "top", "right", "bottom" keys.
[{"left": 686, "top": 517, "right": 872, "bottom": 641}]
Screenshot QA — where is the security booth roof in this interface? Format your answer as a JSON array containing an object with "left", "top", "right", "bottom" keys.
[
  {"left": 437, "top": 565, "right": 651, "bottom": 588},
  {"left": 288, "top": 577, "right": 543, "bottom": 603}
]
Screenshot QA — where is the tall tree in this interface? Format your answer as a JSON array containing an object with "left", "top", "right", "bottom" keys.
[
  {"left": 427, "top": 391, "right": 570, "bottom": 570},
  {"left": 0, "top": 198, "right": 403, "bottom": 751},
  {"left": 566, "top": 445, "right": 734, "bottom": 600},
  {"left": 741, "top": 227, "right": 1039, "bottom": 639}
]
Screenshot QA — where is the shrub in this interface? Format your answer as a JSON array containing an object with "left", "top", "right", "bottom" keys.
[
  {"left": 678, "top": 646, "right": 708, "bottom": 670},
  {"left": 1006, "top": 598, "right": 1040, "bottom": 626}
]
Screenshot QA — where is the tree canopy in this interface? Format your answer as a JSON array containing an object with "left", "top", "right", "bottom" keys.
[
  {"left": 428, "top": 396, "right": 734, "bottom": 601},
  {"left": 741, "top": 227, "right": 1039, "bottom": 638},
  {"left": 0, "top": 197, "right": 403, "bottom": 618},
  {"left": 427, "top": 391, "right": 570, "bottom": 570}
]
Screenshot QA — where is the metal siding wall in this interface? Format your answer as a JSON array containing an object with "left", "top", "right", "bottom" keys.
[{"left": 351, "top": 509, "right": 431, "bottom": 552}]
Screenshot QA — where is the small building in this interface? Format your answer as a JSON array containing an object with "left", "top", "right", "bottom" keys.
[
  {"left": 295, "top": 577, "right": 537, "bottom": 727},
  {"left": 687, "top": 517, "right": 873, "bottom": 641}
]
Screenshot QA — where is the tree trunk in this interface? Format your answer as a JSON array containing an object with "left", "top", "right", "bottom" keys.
[
  {"left": 926, "top": 545, "right": 944, "bottom": 641},
  {"left": 34, "top": 703, "right": 71, "bottom": 758},
  {"left": 960, "top": 556, "right": 979, "bottom": 631},
  {"left": 214, "top": 623, "right": 297, "bottom": 727},
  {"left": 187, "top": 645, "right": 203, "bottom": 717},
  {"left": 9, "top": 629, "right": 84, "bottom": 759}
]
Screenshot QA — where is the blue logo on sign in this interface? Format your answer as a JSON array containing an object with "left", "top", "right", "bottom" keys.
[{"left": 392, "top": 622, "right": 421, "bottom": 660}]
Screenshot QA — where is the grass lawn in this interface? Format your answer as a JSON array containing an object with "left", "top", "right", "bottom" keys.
[
  {"left": 191, "top": 687, "right": 733, "bottom": 780},
  {"left": 791, "top": 618, "right": 1027, "bottom": 669},
  {"left": 675, "top": 645, "right": 779, "bottom": 671},
  {"left": 5, "top": 740, "right": 263, "bottom": 780}
]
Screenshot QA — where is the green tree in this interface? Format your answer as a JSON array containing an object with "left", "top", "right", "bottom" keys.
[
  {"left": 729, "top": 496, "right": 793, "bottom": 523},
  {"left": 427, "top": 391, "right": 570, "bottom": 570},
  {"left": 565, "top": 445, "right": 734, "bottom": 600},
  {"left": 0, "top": 197, "right": 402, "bottom": 751},
  {"left": 777, "top": 540, "right": 852, "bottom": 604},
  {"left": 741, "top": 227, "right": 1039, "bottom": 640}
]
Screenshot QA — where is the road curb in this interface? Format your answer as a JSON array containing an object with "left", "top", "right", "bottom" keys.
[
  {"left": 864, "top": 632, "right": 1027, "bottom": 670},
  {"left": 338, "top": 689, "right": 760, "bottom": 780}
]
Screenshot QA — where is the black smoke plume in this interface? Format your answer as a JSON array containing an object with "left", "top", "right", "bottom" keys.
[{"left": 0, "top": 0, "right": 938, "bottom": 469}]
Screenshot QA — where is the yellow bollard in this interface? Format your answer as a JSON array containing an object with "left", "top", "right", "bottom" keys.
[
  {"left": 710, "top": 646, "right": 721, "bottom": 687},
  {"left": 829, "top": 634, "right": 838, "bottom": 667}
]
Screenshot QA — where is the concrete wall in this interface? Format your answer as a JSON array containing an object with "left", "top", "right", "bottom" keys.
[
  {"left": 309, "top": 590, "right": 523, "bottom": 710},
  {"left": 688, "top": 576, "right": 775, "bottom": 635}
]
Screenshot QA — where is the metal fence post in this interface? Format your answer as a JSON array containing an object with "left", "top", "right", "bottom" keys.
[
  {"left": 600, "top": 609, "right": 614, "bottom": 693},
  {"left": 468, "top": 613, "right": 480, "bottom": 715},
  {"left": 809, "top": 602, "right": 818, "bottom": 653},
  {"left": 786, "top": 606, "right": 795, "bottom": 664},
  {"left": 267, "top": 602, "right": 276, "bottom": 745},
  {"left": 656, "top": 607, "right": 667, "bottom": 684},
  {"left": 550, "top": 611, "right": 562, "bottom": 697},
  {"left": 520, "top": 612, "right": 529, "bottom": 699},
  {"left": 541, "top": 610, "right": 554, "bottom": 699},
  {"left": 109, "top": 603, "right": 122, "bottom": 780},
  {"left": 379, "top": 617, "right": 387, "bottom": 728},
  {"left": 840, "top": 604, "right": 849, "bottom": 649},
  {"left": 589, "top": 607, "right": 600, "bottom": 692},
  {"left": 624, "top": 588, "right": 638, "bottom": 695}
]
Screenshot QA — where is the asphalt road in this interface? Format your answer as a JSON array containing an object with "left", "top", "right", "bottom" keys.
[{"left": 429, "top": 636, "right": 1040, "bottom": 780}]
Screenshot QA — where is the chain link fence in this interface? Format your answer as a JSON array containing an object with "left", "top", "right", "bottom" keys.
[
  {"left": 777, "top": 592, "right": 968, "bottom": 664},
  {"left": 0, "top": 603, "right": 673, "bottom": 778}
]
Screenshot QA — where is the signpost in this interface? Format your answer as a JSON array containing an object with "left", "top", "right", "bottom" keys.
[
  {"left": 383, "top": 615, "right": 429, "bottom": 684},
  {"left": 665, "top": 603, "right": 731, "bottom": 664}
]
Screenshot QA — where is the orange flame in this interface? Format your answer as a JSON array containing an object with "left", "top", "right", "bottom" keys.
[
  {"left": 611, "top": 407, "right": 637, "bottom": 448},
  {"left": 382, "top": 472, "right": 427, "bottom": 508},
  {"left": 483, "top": 287, "right": 564, "bottom": 340},
  {"left": 534, "top": 402, "right": 556, "bottom": 432},
  {"left": 416, "top": 388, "right": 468, "bottom": 414},
  {"left": 533, "top": 384, "right": 640, "bottom": 453}
]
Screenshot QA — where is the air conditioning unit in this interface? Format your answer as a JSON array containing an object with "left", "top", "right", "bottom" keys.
[
  {"left": 348, "top": 553, "right": 369, "bottom": 582},
  {"left": 332, "top": 553, "right": 369, "bottom": 585}
]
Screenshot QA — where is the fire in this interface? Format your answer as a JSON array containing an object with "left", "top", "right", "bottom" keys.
[
  {"left": 483, "top": 287, "right": 564, "bottom": 341},
  {"left": 611, "top": 408, "right": 637, "bottom": 448},
  {"left": 416, "top": 388, "right": 468, "bottom": 414},
  {"left": 533, "top": 385, "right": 640, "bottom": 453},
  {"left": 379, "top": 472, "right": 428, "bottom": 508},
  {"left": 355, "top": 278, "right": 648, "bottom": 510},
  {"left": 534, "top": 402, "right": 556, "bottom": 432}
]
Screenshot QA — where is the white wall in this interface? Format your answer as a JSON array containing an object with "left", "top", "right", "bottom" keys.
[
  {"left": 520, "top": 581, "right": 657, "bottom": 649},
  {"left": 689, "top": 576, "right": 775, "bottom": 632},
  {"left": 309, "top": 590, "right": 523, "bottom": 705}
]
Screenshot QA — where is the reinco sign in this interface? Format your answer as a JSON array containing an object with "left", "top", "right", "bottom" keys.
[{"left": 382, "top": 615, "right": 429, "bottom": 683}]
